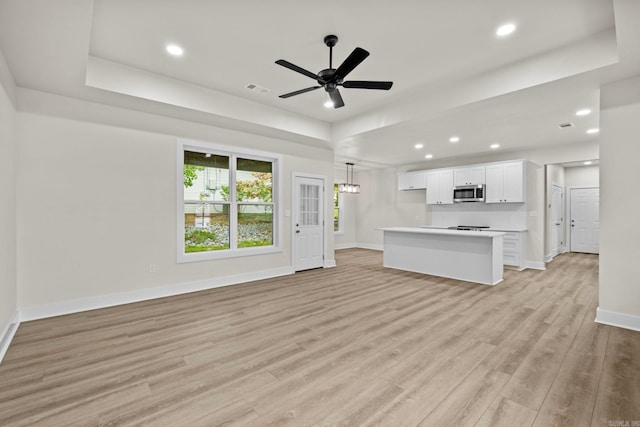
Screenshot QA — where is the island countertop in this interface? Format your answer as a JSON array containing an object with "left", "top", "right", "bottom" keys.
[
  {"left": 379, "top": 226, "right": 506, "bottom": 238},
  {"left": 419, "top": 226, "right": 527, "bottom": 232}
]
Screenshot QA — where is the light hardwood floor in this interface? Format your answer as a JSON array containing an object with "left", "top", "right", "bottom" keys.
[{"left": 0, "top": 249, "right": 638, "bottom": 426}]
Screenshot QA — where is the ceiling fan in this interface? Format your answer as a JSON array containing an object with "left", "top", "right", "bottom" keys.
[{"left": 275, "top": 35, "right": 393, "bottom": 109}]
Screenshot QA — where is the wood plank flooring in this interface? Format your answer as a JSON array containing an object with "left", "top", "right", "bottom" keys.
[{"left": 1, "top": 249, "right": 639, "bottom": 426}]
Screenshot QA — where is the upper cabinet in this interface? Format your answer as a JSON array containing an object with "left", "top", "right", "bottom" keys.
[
  {"left": 398, "top": 171, "right": 427, "bottom": 191},
  {"left": 453, "top": 166, "right": 485, "bottom": 186},
  {"left": 485, "top": 161, "right": 525, "bottom": 203},
  {"left": 399, "top": 159, "right": 526, "bottom": 205},
  {"left": 426, "top": 170, "right": 454, "bottom": 205}
]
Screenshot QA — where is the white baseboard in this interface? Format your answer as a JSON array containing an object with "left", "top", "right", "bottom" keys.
[
  {"left": 334, "top": 243, "right": 357, "bottom": 250},
  {"left": 324, "top": 259, "right": 337, "bottom": 268},
  {"left": 0, "top": 311, "right": 20, "bottom": 364},
  {"left": 356, "top": 243, "right": 384, "bottom": 251},
  {"left": 19, "top": 266, "right": 295, "bottom": 322},
  {"left": 595, "top": 307, "right": 640, "bottom": 332},
  {"left": 525, "top": 261, "right": 546, "bottom": 270}
]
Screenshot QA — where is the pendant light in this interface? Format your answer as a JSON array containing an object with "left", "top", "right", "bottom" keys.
[{"left": 338, "top": 162, "right": 360, "bottom": 194}]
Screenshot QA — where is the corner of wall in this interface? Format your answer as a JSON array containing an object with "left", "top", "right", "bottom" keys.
[
  {"left": 0, "top": 47, "right": 18, "bottom": 365},
  {"left": 0, "top": 49, "right": 17, "bottom": 107},
  {"left": 0, "top": 311, "right": 19, "bottom": 364}
]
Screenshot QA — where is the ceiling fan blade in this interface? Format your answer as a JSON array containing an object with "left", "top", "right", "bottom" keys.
[
  {"left": 279, "top": 86, "right": 322, "bottom": 98},
  {"left": 334, "top": 47, "right": 370, "bottom": 80},
  {"left": 342, "top": 80, "right": 393, "bottom": 90},
  {"left": 275, "top": 59, "right": 325, "bottom": 83},
  {"left": 329, "top": 89, "right": 345, "bottom": 108}
]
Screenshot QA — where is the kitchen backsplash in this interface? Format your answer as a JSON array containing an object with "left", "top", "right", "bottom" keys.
[{"left": 431, "top": 202, "right": 527, "bottom": 229}]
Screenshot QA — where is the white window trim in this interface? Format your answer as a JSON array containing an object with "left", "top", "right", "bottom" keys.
[
  {"left": 177, "top": 138, "right": 283, "bottom": 263},
  {"left": 334, "top": 183, "right": 344, "bottom": 235}
]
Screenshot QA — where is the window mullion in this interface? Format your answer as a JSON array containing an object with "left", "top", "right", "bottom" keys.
[{"left": 229, "top": 155, "right": 238, "bottom": 250}]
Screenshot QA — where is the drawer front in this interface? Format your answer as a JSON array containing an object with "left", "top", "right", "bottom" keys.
[
  {"left": 503, "top": 239, "right": 519, "bottom": 252},
  {"left": 504, "top": 252, "right": 520, "bottom": 266}
]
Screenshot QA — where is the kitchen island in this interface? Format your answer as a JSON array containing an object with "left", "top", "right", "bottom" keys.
[{"left": 379, "top": 227, "right": 505, "bottom": 285}]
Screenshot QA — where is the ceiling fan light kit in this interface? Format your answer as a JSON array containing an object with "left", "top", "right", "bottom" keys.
[{"left": 276, "top": 35, "right": 393, "bottom": 109}]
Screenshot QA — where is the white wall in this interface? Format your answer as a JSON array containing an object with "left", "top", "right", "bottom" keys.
[
  {"left": 15, "top": 94, "right": 335, "bottom": 312},
  {"left": 355, "top": 168, "right": 430, "bottom": 250},
  {"left": 0, "top": 51, "right": 17, "bottom": 351},
  {"left": 598, "top": 75, "right": 640, "bottom": 330},
  {"left": 565, "top": 165, "right": 600, "bottom": 188}
]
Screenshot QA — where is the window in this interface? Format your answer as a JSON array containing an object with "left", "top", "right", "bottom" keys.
[
  {"left": 178, "top": 140, "right": 280, "bottom": 262},
  {"left": 334, "top": 183, "right": 344, "bottom": 234}
]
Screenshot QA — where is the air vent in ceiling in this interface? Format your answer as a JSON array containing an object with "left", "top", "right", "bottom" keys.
[
  {"left": 245, "top": 83, "right": 270, "bottom": 94},
  {"left": 557, "top": 122, "right": 575, "bottom": 129}
]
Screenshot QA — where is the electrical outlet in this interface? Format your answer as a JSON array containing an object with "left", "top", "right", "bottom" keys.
[{"left": 149, "top": 264, "right": 157, "bottom": 273}]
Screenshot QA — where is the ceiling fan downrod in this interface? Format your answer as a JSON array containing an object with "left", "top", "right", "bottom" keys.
[{"left": 324, "top": 35, "right": 338, "bottom": 70}]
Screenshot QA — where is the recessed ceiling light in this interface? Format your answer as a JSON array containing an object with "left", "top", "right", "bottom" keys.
[
  {"left": 490, "top": 143, "right": 500, "bottom": 149},
  {"left": 496, "top": 23, "right": 516, "bottom": 37},
  {"left": 584, "top": 161, "right": 593, "bottom": 165},
  {"left": 166, "top": 44, "right": 184, "bottom": 56},
  {"left": 576, "top": 109, "right": 591, "bottom": 116},
  {"left": 449, "top": 136, "right": 460, "bottom": 143},
  {"left": 586, "top": 128, "right": 599, "bottom": 134},
  {"left": 425, "top": 154, "right": 433, "bottom": 159},
  {"left": 414, "top": 143, "right": 424, "bottom": 149}
]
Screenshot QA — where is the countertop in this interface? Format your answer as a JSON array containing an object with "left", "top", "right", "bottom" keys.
[
  {"left": 379, "top": 227, "right": 506, "bottom": 238},
  {"left": 420, "top": 226, "right": 528, "bottom": 232}
]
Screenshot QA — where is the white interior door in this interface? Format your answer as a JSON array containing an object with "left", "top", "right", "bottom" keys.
[
  {"left": 294, "top": 176, "right": 325, "bottom": 271},
  {"left": 570, "top": 187, "right": 600, "bottom": 254},
  {"left": 551, "top": 185, "right": 564, "bottom": 257}
]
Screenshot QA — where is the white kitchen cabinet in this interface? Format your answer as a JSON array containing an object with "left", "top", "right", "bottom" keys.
[
  {"left": 398, "top": 171, "right": 427, "bottom": 191},
  {"left": 453, "top": 166, "right": 485, "bottom": 186},
  {"left": 485, "top": 161, "right": 524, "bottom": 203},
  {"left": 426, "top": 170, "right": 454, "bottom": 205}
]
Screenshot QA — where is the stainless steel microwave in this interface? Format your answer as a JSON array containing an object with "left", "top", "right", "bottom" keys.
[{"left": 453, "top": 184, "right": 485, "bottom": 203}]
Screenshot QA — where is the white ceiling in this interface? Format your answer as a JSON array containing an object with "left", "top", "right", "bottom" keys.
[{"left": 1, "top": 0, "right": 639, "bottom": 168}]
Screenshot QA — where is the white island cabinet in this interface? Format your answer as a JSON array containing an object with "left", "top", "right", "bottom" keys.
[{"left": 379, "top": 227, "right": 505, "bottom": 285}]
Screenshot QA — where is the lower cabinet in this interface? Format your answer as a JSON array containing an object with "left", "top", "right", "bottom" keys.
[{"left": 502, "top": 231, "right": 527, "bottom": 270}]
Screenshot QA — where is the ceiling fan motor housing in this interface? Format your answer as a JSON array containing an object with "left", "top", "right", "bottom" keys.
[{"left": 318, "top": 68, "right": 341, "bottom": 88}]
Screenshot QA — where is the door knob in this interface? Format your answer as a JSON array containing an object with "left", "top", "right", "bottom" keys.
[{"left": 296, "top": 230, "right": 300, "bottom": 233}]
